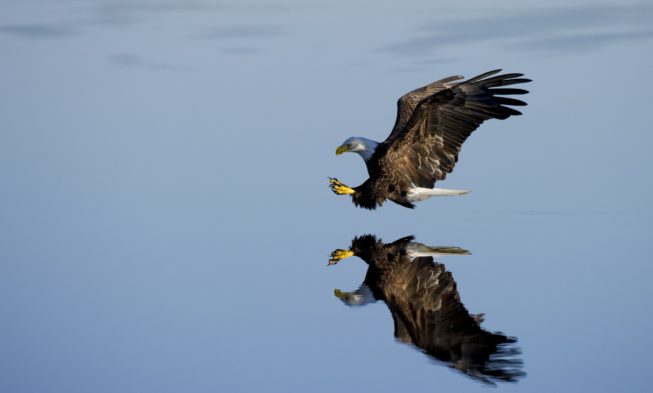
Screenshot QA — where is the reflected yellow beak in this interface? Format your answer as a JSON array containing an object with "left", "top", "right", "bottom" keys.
[
  {"left": 334, "top": 289, "right": 347, "bottom": 299},
  {"left": 335, "top": 145, "right": 349, "bottom": 155}
]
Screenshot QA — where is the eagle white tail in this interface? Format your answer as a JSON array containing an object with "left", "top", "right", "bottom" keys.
[
  {"left": 407, "top": 187, "right": 470, "bottom": 201},
  {"left": 427, "top": 188, "right": 470, "bottom": 196}
]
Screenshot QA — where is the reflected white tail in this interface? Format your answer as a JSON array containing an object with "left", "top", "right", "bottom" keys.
[{"left": 406, "top": 243, "right": 471, "bottom": 258}]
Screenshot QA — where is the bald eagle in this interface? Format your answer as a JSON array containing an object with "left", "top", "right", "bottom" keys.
[
  {"left": 329, "top": 69, "right": 530, "bottom": 209},
  {"left": 329, "top": 235, "right": 524, "bottom": 384}
]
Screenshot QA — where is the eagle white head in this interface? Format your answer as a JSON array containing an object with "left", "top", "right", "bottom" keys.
[{"left": 335, "top": 137, "right": 379, "bottom": 161}]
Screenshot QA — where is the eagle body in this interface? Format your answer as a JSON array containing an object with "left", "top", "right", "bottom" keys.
[{"left": 330, "top": 70, "right": 531, "bottom": 209}]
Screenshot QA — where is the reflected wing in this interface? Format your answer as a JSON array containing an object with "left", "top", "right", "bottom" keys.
[
  {"left": 378, "top": 70, "right": 530, "bottom": 188},
  {"left": 388, "top": 257, "right": 524, "bottom": 384}
]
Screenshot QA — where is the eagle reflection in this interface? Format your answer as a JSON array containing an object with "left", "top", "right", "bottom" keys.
[{"left": 329, "top": 235, "right": 524, "bottom": 385}]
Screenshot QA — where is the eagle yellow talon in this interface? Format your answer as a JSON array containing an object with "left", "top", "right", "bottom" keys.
[
  {"left": 328, "top": 249, "right": 354, "bottom": 265},
  {"left": 328, "top": 177, "right": 355, "bottom": 195}
]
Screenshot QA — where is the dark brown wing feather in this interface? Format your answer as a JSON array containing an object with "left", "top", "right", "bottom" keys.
[
  {"left": 375, "top": 70, "right": 530, "bottom": 190},
  {"left": 389, "top": 74, "right": 464, "bottom": 137}
]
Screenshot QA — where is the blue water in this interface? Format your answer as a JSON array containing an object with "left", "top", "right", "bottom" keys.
[{"left": 1, "top": 1, "right": 652, "bottom": 392}]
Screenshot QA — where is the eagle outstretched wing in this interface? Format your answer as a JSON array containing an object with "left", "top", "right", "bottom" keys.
[
  {"left": 375, "top": 70, "right": 530, "bottom": 189},
  {"left": 390, "top": 74, "right": 464, "bottom": 136}
]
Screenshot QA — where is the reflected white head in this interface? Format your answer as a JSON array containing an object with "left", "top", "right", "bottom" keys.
[{"left": 334, "top": 285, "right": 377, "bottom": 307}]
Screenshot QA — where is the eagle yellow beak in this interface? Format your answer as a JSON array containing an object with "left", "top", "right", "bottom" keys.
[{"left": 335, "top": 145, "right": 349, "bottom": 155}]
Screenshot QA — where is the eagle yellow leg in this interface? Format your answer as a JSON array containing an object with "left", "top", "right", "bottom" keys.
[
  {"left": 328, "top": 249, "right": 354, "bottom": 266},
  {"left": 328, "top": 177, "right": 355, "bottom": 195}
]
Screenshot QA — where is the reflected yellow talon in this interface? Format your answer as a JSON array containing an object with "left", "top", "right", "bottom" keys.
[
  {"left": 328, "top": 249, "right": 354, "bottom": 265},
  {"left": 328, "top": 177, "right": 355, "bottom": 195}
]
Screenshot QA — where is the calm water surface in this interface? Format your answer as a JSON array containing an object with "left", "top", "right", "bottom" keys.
[{"left": 1, "top": 0, "right": 652, "bottom": 392}]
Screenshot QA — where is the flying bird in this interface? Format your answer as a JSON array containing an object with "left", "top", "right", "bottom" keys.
[
  {"left": 329, "top": 69, "right": 530, "bottom": 209},
  {"left": 329, "top": 235, "right": 525, "bottom": 385}
]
